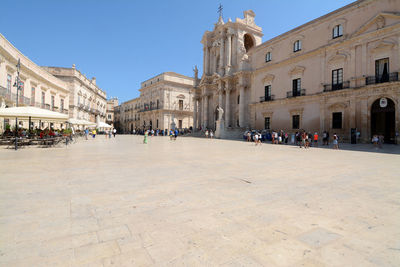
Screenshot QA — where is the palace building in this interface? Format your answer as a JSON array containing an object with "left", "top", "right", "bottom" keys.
[
  {"left": 44, "top": 66, "right": 108, "bottom": 125},
  {"left": 194, "top": 0, "right": 400, "bottom": 143},
  {"left": 119, "top": 72, "right": 194, "bottom": 133},
  {"left": 0, "top": 34, "right": 70, "bottom": 131}
]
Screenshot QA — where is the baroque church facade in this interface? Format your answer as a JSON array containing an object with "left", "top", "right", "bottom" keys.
[{"left": 193, "top": 0, "right": 400, "bottom": 143}]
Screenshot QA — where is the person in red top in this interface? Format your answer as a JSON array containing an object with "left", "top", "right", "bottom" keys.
[{"left": 313, "top": 132, "right": 319, "bottom": 147}]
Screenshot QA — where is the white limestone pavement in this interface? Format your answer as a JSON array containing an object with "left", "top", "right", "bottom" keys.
[{"left": 0, "top": 135, "right": 399, "bottom": 266}]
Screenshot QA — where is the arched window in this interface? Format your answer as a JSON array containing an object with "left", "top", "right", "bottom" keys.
[
  {"left": 265, "top": 52, "right": 271, "bottom": 62},
  {"left": 293, "top": 40, "right": 302, "bottom": 52},
  {"left": 332, "top": 24, "right": 343, "bottom": 39},
  {"left": 244, "top": 34, "right": 254, "bottom": 52}
]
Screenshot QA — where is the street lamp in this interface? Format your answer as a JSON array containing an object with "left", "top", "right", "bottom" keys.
[{"left": 12, "top": 59, "right": 21, "bottom": 150}]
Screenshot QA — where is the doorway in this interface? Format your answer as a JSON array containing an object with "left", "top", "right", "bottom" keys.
[{"left": 371, "top": 98, "right": 395, "bottom": 143}]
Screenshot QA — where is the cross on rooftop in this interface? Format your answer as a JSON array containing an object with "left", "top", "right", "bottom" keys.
[{"left": 217, "top": 4, "right": 223, "bottom": 18}]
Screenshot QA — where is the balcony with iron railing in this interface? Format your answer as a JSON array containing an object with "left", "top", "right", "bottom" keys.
[
  {"left": 287, "top": 89, "right": 306, "bottom": 98},
  {"left": 259, "top": 95, "right": 275, "bottom": 102},
  {"left": 323, "top": 81, "right": 350, "bottom": 92},
  {"left": 366, "top": 72, "right": 399, "bottom": 85}
]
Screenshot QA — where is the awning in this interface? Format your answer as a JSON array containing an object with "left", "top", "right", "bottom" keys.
[
  {"left": 0, "top": 106, "right": 68, "bottom": 121},
  {"left": 97, "top": 121, "right": 112, "bottom": 128},
  {"left": 68, "top": 118, "right": 96, "bottom": 126}
]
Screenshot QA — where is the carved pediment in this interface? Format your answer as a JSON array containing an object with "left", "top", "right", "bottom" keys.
[
  {"left": 289, "top": 108, "right": 304, "bottom": 115},
  {"left": 328, "top": 52, "right": 348, "bottom": 64},
  {"left": 177, "top": 94, "right": 185, "bottom": 99},
  {"left": 351, "top": 13, "right": 400, "bottom": 37},
  {"left": 6, "top": 64, "right": 16, "bottom": 73},
  {"left": 289, "top": 66, "right": 305, "bottom": 76},
  {"left": 262, "top": 111, "right": 273, "bottom": 117},
  {"left": 371, "top": 40, "right": 396, "bottom": 53},
  {"left": 328, "top": 102, "right": 347, "bottom": 110},
  {"left": 262, "top": 74, "right": 275, "bottom": 83}
]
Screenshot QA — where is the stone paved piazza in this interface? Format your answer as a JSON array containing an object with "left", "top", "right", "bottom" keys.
[{"left": 0, "top": 136, "right": 399, "bottom": 266}]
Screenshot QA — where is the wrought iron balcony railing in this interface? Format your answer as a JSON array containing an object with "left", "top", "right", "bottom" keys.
[
  {"left": 366, "top": 72, "right": 399, "bottom": 85},
  {"left": 323, "top": 81, "right": 350, "bottom": 92},
  {"left": 259, "top": 95, "right": 275, "bottom": 102},
  {"left": 287, "top": 89, "right": 306, "bottom": 98}
]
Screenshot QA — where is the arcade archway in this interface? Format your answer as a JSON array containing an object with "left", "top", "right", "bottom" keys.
[{"left": 371, "top": 97, "right": 395, "bottom": 143}]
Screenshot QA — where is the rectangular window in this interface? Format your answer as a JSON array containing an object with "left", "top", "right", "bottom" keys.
[
  {"left": 265, "top": 52, "right": 271, "bottom": 62},
  {"left": 178, "top": 120, "right": 183, "bottom": 129},
  {"left": 293, "top": 40, "right": 302, "bottom": 52},
  {"left": 332, "top": 112, "right": 342, "bottom": 129},
  {"left": 265, "top": 85, "right": 271, "bottom": 97},
  {"left": 60, "top": 99, "right": 64, "bottom": 111},
  {"left": 51, "top": 95, "right": 55, "bottom": 110},
  {"left": 292, "top": 78, "right": 301, "bottom": 96},
  {"left": 264, "top": 117, "right": 270, "bottom": 130},
  {"left": 7, "top": 74, "right": 12, "bottom": 92},
  {"left": 179, "top": 100, "right": 183, "bottom": 110},
  {"left": 332, "top": 68, "right": 343, "bottom": 90},
  {"left": 292, "top": 115, "right": 300, "bottom": 129},
  {"left": 332, "top": 24, "right": 343, "bottom": 39},
  {"left": 18, "top": 81, "right": 24, "bottom": 104},
  {"left": 375, "top": 58, "right": 389, "bottom": 83},
  {"left": 31, "top": 87, "right": 35, "bottom": 105},
  {"left": 41, "top": 92, "right": 45, "bottom": 106},
  {"left": 264, "top": 85, "right": 272, "bottom": 101}
]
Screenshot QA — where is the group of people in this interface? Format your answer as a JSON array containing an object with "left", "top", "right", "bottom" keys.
[
  {"left": 143, "top": 128, "right": 180, "bottom": 144},
  {"left": 295, "top": 131, "right": 338, "bottom": 149},
  {"left": 204, "top": 129, "right": 214, "bottom": 139},
  {"left": 133, "top": 128, "right": 192, "bottom": 136},
  {"left": 244, "top": 129, "right": 341, "bottom": 149},
  {"left": 84, "top": 128, "right": 117, "bottom": 140},
  {"left": 371, "top": 134, "right": 385, "bottom": 149}
]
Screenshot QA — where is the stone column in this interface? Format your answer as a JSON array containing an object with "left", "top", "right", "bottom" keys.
[
  {"left": 319, "top": 98, "right": 326, "bottom": 132},
  {"left": 349, "top": 97, "right": 356, "bottom": 129},
  {"left": 238, "top": 85, "right": 245, "bottom": 127},
  {"left": 193, "top": 98, "right": 198, "bottom": 130},
  {"left": 204, "top": 47, "right": 209, "bottom": 75},
  {"left": 360, "top": 98, "right": 368, "bottom": 143},
  {"left": 225, "top": 88, "right": 231, "bottom": 127},
  {"left": 219, "top": 37, "right": 225, "bottom": 75},
  {"left": 212, "top": 48, "right": 217, "bottom": 74},
  {"left": 225, "top": 33, "right": 232, "bottom": 73},
  {"left": 218, "top": 82, "right": 223, "bottom": 108},
  {"left": 203, "top": 95, "right": 208, "bottom": 128},
  {"left": 198, "top": 97, "right": 202, "bottom": 129}
]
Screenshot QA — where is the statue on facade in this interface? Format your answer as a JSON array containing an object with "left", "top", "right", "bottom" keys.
[
  {"left": 217, "top": 106, "right": 224, "bottom": 121},
  {"left": 193, "top": 65, "right": 198, "bottom": 80},
  {"left": 0, "top": 99, "right": 5, "bottom": 108}
]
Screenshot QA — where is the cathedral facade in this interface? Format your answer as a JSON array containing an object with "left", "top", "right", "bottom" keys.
[{"left": 194, "top": 0, "right": 400, "bottom": 143}]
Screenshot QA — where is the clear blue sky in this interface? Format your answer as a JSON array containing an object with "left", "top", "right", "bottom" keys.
[{"left": 1, "top": 0, "right": 355, "bottom": 103}]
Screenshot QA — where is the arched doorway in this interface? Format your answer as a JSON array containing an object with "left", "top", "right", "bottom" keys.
[{"left": 371, "top": 98, "right": 395, "bottom": 143}]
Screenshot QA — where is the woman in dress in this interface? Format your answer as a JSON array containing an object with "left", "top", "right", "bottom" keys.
[{"left": 333, "top": 133, "right": 339, "bottom": 149}]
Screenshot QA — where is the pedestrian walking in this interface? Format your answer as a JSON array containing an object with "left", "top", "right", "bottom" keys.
[
  {"left": 333, "top": 133, "right": 339, "bottom": 149},
  {"left": 313, "top": 132, "right": 318, "bottom": 147},
  {"left": 92, "top": 129, "right": 96, "bottom": 138},
  {"left": 210, "top": 130, "right": 214, "bottom": 139},
  {"left": 205, "top": 130, "right": 209, "bottom": 138},
  {"left": 254, "top": 132, "right": 259, "bottom": 145},
  {"left": 113, "top": 128, "right": 116, "bottom": 138},
  {"left": 143, "top": 130, "right": 148, "bottom": 144}
]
